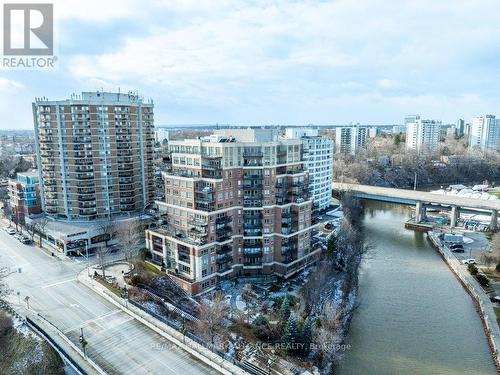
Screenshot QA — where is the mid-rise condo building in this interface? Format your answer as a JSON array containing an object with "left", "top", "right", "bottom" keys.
[
  {"left": 145, "top": 129, "right": 320, "bottom": 295},
  {"left": 8, "top": 170, "right": 41, "bottom": 225},
  {"left": 284, "top": 128, "right": 333, "bottom": 211}
]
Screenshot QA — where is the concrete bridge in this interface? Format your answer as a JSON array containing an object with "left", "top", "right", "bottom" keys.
[{"left": 335, "top": 183, "right": 499, "bottom": 230}]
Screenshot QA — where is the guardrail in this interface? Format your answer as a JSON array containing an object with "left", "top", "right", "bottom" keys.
[
  {"left": 128, "top": 299, "right": 262, "bottom": 375},
  {"left": 26, "top": 317, "right": 87, "bottom": 375}
]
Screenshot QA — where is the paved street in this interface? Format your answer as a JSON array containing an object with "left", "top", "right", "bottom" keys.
[{"left": 0, "top": 228, "right": 218, "bottom": 375}]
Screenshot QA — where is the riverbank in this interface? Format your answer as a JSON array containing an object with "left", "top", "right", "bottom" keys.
[{"left": 427, "top": 232, "right": 500, "bottom": 370}]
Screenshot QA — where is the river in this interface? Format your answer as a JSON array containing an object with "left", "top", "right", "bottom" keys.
[{"left": 336, "top": 201, "right": 497, "bottom": 375}]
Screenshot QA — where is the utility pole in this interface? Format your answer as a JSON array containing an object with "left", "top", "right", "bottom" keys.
[
  {"left": 85, "top": 241, "right": 90, "bottom": 277},
  {"left": 79, "top": 327, "right": 88, "bottom": 358},
  {"left": 413, "top": 172, "right": 417, "bottom": 191}
]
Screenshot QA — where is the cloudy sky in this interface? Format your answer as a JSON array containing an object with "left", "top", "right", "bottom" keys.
[{"left": 1, "top": 0, "right": 500, "bottom": 129}]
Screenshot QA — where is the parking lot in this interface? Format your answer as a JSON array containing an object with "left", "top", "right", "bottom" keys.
[{"left": 442, "top": 230, "right": 491, "bottom": 265}]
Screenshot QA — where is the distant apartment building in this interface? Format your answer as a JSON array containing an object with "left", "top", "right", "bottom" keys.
[
  {"left": 8, "top": 170, "right": 41, "bottom": 224},
  {"left": 454, "top": 119, "right": 465, "bottom": 137},
  {"left": 145, "top": 129, "right": 320, "bottom": 295},
  {"left": 469, "top": 115, "right": 500, "bottom": 153},
  {"left": 404, "top": 114, "right": 421, "bottom": 125},
  {"left": 405, "top": 119, "right": 441, "bottom": 154},
  {"left": 284, "top": 128, "right": 333, "bottom": 211},
  {"left": 155, "top": 128, "right": 170, "bottom": 144},
  {"left": 392, "top": 125, "right": 406, "bottom": 134},
  {"left": 33, "top": 91, "right": 155, "bottom": 221},
  {"left": 335, "top": 125, "right": 368, "bottom": 154}
]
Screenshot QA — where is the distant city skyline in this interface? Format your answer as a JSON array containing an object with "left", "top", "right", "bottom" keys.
[{"left": 1, "top": 0, "right": 500, "bottom": 129}]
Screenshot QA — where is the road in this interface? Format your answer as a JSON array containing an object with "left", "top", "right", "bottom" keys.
[{"left": 0, "top": 228, "right": 218, "bottom": 375}]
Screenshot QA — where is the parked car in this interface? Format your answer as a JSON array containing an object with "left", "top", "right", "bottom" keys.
[
  {"left": 451, "top": 248, "right": 465, "bottom": 253},
  {"left": 20, "top": 235, "right": 32, "bottom": 244},
  {"left": 490, "top": 295, "right": 500, "bottom": 303},
  {"left": 6, "top": 228, "right": 16, "bottom": 235},
  {"left": 450, "top": 243, "right": 463, "bottom": 249},
  {"left": 462, "top": 258, "right": 476, "bottom": 265}
]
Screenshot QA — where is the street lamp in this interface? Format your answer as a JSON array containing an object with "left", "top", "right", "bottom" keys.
[
  {"left": 180, "top": 312, "right": 186, "bottom": 344},
  {"left": 85, "top": 240, "right": 90, "bottom": 277},
  {"left": 79, "top": 327, "right": 88, "bottom": 359},
  {"left": 123, "top": 284, "right": 129, "bottom": 308},
  {"left": 24, "top": 296, "right": 30, "bottom": 309}
]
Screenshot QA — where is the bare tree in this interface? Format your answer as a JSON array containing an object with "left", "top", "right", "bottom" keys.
[
  {"left": 33, "top": 217, "right": 50, "bottom": 248},
  {"left": 2, "top": 200, "right": 12, "bottom": 226},
  {"left": 26, "top": 222, "right": 36, "bottom": 242},
  {"left": 491, "top": 233, "right": 500, "bottom": 259},
  {"left": 95, "top": 245, "right": 112, "bottom": 279},
  {"left": 196, "top": 291, "right": 229, "bottom": 347},
  {"left": 96, "top": 217, "right": 116, "bottom": 248},
  {"left": 116, "top": 219, "right": 144, "bottom": 268},
  {"left": 0, "top": 267, "right": 11, "bottom": 304},
  {"left": 314, "top": 302, "right": 346, "bottom": 369},
  {"left": 481, "top": 253, "right": 497, "bottom": 270}
]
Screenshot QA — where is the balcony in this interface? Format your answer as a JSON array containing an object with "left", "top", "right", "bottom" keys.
[
  {"left": 243, "top": 182, "right": 262, "bottom": 189},
  {"left": 242, "top": 150, "right": 263, "bottom": 157},
  {"left": 244, "top": 174, "right": 262, "bottom": 180},
  {"left": 74, "top": 159, "right": 93, "bottom": 166},
  {"left": 244, "top": 249, "right": 263, "bottom": 257},
  {"left": 78, "top": 195, "right": 95, "bottom": 201},
  {"left": 216, "top": 254, "right": 232, "bottom": 264},
  {"left": 120, "top": 204, "right": 136, "bottom": 212},
  {"left": 78, "top": 202, "right": 96, "bottom": 209},
  {"left": 243, "top": 200, "right": 262, "bottom": 208},
  {"left": 79, "top": 208, "right": 97, "bottom": 216},
  {"left": 244, "top": 230, "right": 262, "bottom": 237},
  {"left": 190, "top": 217, "right": 208, "bottom": 227},
  {"left": 118, "top": 164, "right": 134, "bottom": 171},
  {"left": 217, "top": 244, "right": 232, "bottom": 254},
  {"left": 118, "top": 171, "right": 134, "bottom": 178},
  {"left": 215, "top": 215, "right": 231, "bottom": 225},
  {"left": 243, "top": 222, "right": 261, "bottom": 229},
  {"left": 76, "top": 174, "right": 93, "bottom": 180}
]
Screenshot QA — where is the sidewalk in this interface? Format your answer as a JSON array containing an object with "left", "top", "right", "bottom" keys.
[
  {"left": 428, "top": 232, "right": 500, "bottom": 369},
  {"left": 77, "top": 269, "right": 249, "bottom": 375}
]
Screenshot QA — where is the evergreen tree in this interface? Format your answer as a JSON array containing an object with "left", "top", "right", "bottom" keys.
[
  {"left": 282, "top": 315, "right": 300, "bottom": 355},
  {"left": 279, "top": 295, "right": 291, "bottom": 329},
  {"left": 301, "top": 318, "right": 313, "bottom": 356},
  {"left": 327, "top": 236, "right": 337, "bottom": 259}
]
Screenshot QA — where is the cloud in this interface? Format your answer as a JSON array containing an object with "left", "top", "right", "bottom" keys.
[
  {"left": 0, "top": 78, "right": 24, "bottom": 90},
  {"left": 377, "top": 79, "right": 399, "bottom": 89},
  {"left": 3, "top": 0, "right": 500, "bottom": 128}
]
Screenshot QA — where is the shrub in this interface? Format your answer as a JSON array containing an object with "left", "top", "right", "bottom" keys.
[
  {"left": 129, "top": 274, "right": 144, "bottom": 286},
  {"left": 468, "top": 264, "right": 478, "bottom": 275},
  {"left": 496, "top": 262, "right": 500, "bottom": 272},
  {"left": 251, "top": 315, "right": 271, "bottom": 341},
  {"left": 476, "top": 274, "right": 490, "bottom": 287}
]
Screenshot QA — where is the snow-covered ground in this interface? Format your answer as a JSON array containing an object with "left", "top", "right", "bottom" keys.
[{"left": 430, "top": 188, "right": 499, "bottom": 201}]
